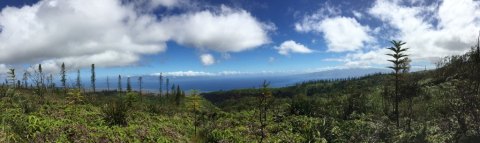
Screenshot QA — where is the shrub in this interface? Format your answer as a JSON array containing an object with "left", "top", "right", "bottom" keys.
[
  {"left": 66, "top": 89, "right": 84, "bottom": 104},
  {"left": 123, "top": 92, "right": 139, "bottom": 108},
  {"left": 102, "top": 99, "right": 128, "bottom": 126}
]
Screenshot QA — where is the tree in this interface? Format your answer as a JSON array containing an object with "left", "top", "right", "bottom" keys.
[
  {"left": 138, "top": 76, "right": 142, "bottom": 95},
  {"left": 39, "top": 64, "right": 44, "bottom": 89},
  {"left": 188, "top": 90, "right": 201, "bottom": 136},
  {"left": 159, "top": 73, "right": 163, "bottom": 96},
  {"left": 386, "top": 40, "right": 409, "bottom": 127},
  {"left": 171, "top": 84, "right": 176, "bottom": 97},
  {"left": 76, "top": 69, "right": 81, "bottom": 90},
  {"left": 258, "top": 80, "right": 272, "bottom": 142},
  {"left": 106, "top": 76, "right": 110, "bottom": 91},
  {"left": 166, "top": 78, "right": 170, "bottom": 96},
  {"left": 175, "top": 85, "right": 183, "bottom": 106},
  {"left": 127, "top": 77, "right": 132, "bottom": 92},
  {"left": 60, "top": 62, "right": 67, "bottom": 92},
  {"left": 7, "top": 68, "right": 16, "bottom": 88},
  {"left": 91, "top": 64, "right": 96, "bottom": 93},
  {"left": 118, "top": 75, "right": 122, "bottom": 92},
  {"left": 22, "top": 71, "right": 29, "bottom": 89},
  {"left": 47, "top": 74, "right": 54, "bottom": 95},
  {"left": 30, "top": 64, "right": 46, "bottom": 97}
]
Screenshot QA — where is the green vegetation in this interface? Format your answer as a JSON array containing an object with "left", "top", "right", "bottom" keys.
[{"left": 0, "top": 38, "right": 479, "bottom": 142}]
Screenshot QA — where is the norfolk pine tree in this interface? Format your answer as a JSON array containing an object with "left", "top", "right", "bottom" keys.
[
  {"left": 127, "top": 77, "right": 132, "bottom": 92},
  {"left": 61, "top": 62, "right": 67, "bottom": 94},
  {"left": 386, "top": 40, "right": 409, "bottom": 128},
  {"left": 76, "top": 69, "right": 81, "bottom": 90},
  {"left": 91, "top": 64, "right": 96, "bottom": 93},
  {"left": 118, "top": 75, "right": 122, "bottom": 92}
]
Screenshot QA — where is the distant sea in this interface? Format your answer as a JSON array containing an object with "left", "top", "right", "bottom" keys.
[{"left": 92, "top": 68, "right": 390, "bottom": 93}]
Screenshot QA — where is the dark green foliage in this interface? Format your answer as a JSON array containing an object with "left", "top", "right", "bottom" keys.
[{"left": 102, "top": 98, "right": 128, "bottom": 126}]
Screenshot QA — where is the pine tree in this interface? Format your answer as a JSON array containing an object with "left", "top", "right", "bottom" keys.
[
  {"left": 22, "top": 71, "right": 29, "bottom": 89},
  {"left": 386, "top": 40, "right": 409, "bottom": 128},
  {"left": 127, "top": 77, "right": 132, "bottom": 92},
  {"left": 76, "top": 69, "right": 81, "bottom": 90},
  {"left": 91, "top": 64, "right": 96, "bottom": 93},
  {"left": 166, "top": 78, "right": 170, "bottom": 96},
  {"left": 159, "top": 73, "right": 163, "bottom": 96},
  {"left": 138, "top": 76, "right": 142, "bottom": 95},
  {"left": 188, "top": 90, "right": 201, "bottom": 136},
  {"left": 175, "top": 85, "right": 182, "bottom": 106},
  {"left": 60, "top": 62, "right": 67, "bottom": 91},
  {"left": 258, "top": 80, "right": 272, "bottom": 142},
  {"left": 39, "top": 64, "right": 44, "bottom": 91},
  {"left": 106, "top": 76, "right": 110, "bottom": 91},
  {"left": 171, "top": 84, "right": 176, "bottom": 97},
  {"left": 118, "top": 75, "right": 122, "bottom": 92},
  {"left": 7, "top": 68, "right": 16, "bottom": 88}
]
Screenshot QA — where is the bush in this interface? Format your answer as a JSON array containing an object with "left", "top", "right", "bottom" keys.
[
  {"left": 102, "top": 99, "right": 128, "bottom": 126},
  {"left": 66, "top": 89, "right": 84, "bottom": 104},
  {"left": 123, "top": 92, "right": 139, "bottom": 108}
]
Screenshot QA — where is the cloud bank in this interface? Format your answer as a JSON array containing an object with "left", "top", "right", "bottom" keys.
[
  {"left": 0, "top": 0, "right": 272, "bottom": 71},
  {"left": 298, "top": 0, "right": 480, "bottom": 68}
]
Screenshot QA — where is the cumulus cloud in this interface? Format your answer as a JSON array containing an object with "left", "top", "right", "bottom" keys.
[
  {"left": 0, "top": 0, "right": 272, "bottom": 69},
  {"left": 296, "top": 16, "right": 374, "bottom": 52},
  {"left": 275, "top": 40, "right": 313, "bottom": 55},
  {"left": 159, "top": 6, "right": 272, "bottom": 53},
  {"left": 322, "top": 0, "right": 480, "bottom": 68},
  {"left": 200, "top": 54, "right": 215, "bottom": 66},
  {"left": 368, "top": 0, "right": 480, "bottom": 62},
  {"left": 0, "top": 0, "right": 166, "bottom": 69}
]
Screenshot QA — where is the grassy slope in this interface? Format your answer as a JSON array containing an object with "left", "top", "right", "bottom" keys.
[{"left": 0, "top": 68, "right": 476, "bottom": 142}]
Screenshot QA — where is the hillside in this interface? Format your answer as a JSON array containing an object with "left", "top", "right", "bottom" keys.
[{"left": 0, "top": 48, "right": 479, "bottom": 142}]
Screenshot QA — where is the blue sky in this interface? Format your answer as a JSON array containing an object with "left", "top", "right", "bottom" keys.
[{"left": 0, "top": 0, "right": 479, "bottom": 78}]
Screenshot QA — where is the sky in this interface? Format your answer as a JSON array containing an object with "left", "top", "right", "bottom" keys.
[{"left": 0, "top": 0, "right": 479, "bottom": 79}]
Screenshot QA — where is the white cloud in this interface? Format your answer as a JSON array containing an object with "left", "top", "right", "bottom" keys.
[
  {"left": 162, "top": 71, "right": 216, "bottom": 77},
  {"left": 150, "top": 0, "right": 186, "bottom": 8},
  {"left": 368, "top": 0, "right": 480, "bottom": 61},
  {"left": 275, "top": 40, "right": 313, "bottom": 55},
  {"left": 352, "top": 10, "right": 363, "bottom": 19},
  {"left": 294, "top": 2, "right": 340, "bottom": 32},
  {"left": 200, "top": 54, "right": 215, "bottom": 66},
  {"left": 323, "top": 0, "right": 480, "bottom": 68},
  {"left": 295, "top": 16, "right": 374, "bottom": 52},
  {"left": 159, "top": 6, "right": 272, "bottom": 53},
  {"left": 0, "top": 0, "right": 272, "bottom": 69},
  {"left": 0, "top": 0, "right": 166, "bottom": 69}
]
